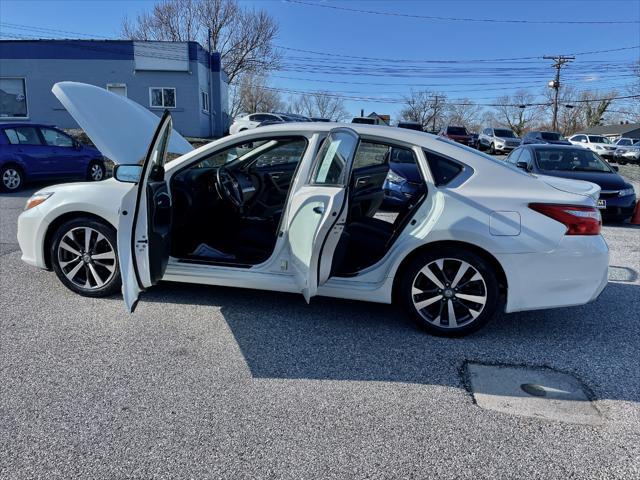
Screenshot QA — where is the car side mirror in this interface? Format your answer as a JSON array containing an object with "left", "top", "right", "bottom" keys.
[
  {"left": 114, "top": 164, "right": 143, "bottom": 183},
  {"left": 73, "top": 139, "right": 82, "bottom": 150},
  {"left": 612, "top": 165, "right": 619, "bottom": 172},
  {"left": 516, "top": 161, "right": 529, "bottom": 170}
]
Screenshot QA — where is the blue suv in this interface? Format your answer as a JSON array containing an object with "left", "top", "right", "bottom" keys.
[{"left": 0, "top": 123, "right": 105, "bottom": 192}]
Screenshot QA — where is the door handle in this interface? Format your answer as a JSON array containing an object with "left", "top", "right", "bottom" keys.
[
  {"left": 313, "top": 206, "right": 325, "bottom": 215},
  {"left": 356, "top": 176, "right": 370, "bottom": 186}
]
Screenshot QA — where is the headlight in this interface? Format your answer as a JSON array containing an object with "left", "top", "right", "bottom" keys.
[
  {"left": 386, "top": 170, "right": 405, "bottom": 184},
  {"left": 25, "top": 192, "right": 54, "bottom": 211},
  {"left": 619, "top": 187, "right": 635, "bottom": 197}
]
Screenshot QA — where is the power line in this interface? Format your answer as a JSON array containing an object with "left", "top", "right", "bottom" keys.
[
  {"left": 284, "top": 0, "right": 640, "bottom": 25},
  {"left": 275, "top": 44, "right": 640, "bottom": 64}
]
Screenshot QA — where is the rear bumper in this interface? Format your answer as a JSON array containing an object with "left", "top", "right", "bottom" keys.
[{"left": 498, "top": 235, "right": 609, "bottom": 313}]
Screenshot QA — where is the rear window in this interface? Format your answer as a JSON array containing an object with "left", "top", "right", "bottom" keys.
[
  {"left": 494, "top": 129, "right": 516, "bottom": 138},
  {"left": 424, "top": 150, "right": 463, "bottom": 186},
  {"left": 540, "top": 132, "right": 563, "bottom": 141},
  {"left": 447, "top": 126, "right": 468, "bottom": 136}
]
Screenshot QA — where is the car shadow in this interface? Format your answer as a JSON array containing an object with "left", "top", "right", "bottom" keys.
[{"left": 140, "top": 279, "right": 640, "bottom": 402}]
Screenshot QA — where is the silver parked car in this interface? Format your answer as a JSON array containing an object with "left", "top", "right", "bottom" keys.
[
  {"left": 612, "top": 138, "right": 640, "bottom": 165},
  {"left": 478, "top": 127, "right": 521, "bottom": 154}
]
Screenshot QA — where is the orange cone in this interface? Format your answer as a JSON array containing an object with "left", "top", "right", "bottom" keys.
[{"left": 631, "top": 200, "right": 640, "bottom": 225}]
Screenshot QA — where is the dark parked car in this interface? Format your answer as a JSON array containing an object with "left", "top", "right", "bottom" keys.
[
  {"left": 506, "top": 144, "right": 636, "bottom": 222},
  {"left": 0, "top": 123, "right": 105, "bottom": 192},
  {"left": 439, "top": 125, "right": 474, "bottom": 146},
  {"left": 382, "top": 147, "right": 426, "bottom": 207},
  {"left": 397, "top": 121, "right": 423, "bottom": 131},
  {"left": 521, "top": 131, "right": 571, "bottom": 145}
]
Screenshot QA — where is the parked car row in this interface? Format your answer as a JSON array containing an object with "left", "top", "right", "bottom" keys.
[
  {"left": 229, "top": 112, "right": 314, "bottom": 135},
  {"left": 0, "top": 123, "right": 106, "bottom": 192}
]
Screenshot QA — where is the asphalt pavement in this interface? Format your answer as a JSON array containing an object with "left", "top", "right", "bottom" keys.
[{"left": 1, "top": 182, "right": 639, "bottom": 479}]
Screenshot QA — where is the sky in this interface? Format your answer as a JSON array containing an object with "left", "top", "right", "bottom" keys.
[{"left": 1, "top": 0, "right": 639, "bottom": 120}]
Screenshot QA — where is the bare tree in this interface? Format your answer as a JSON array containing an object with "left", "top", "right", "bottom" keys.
[
  {"left": 444, "top": 99, "right": 483, "bottom": 132},
  {"left": 289, "top": 92, "right": 349, "bottom": 121},
  {"left": 122, "top": 0, "right": 280, "bottom": 83},
  {"left": 491, "top": 90, "right": 541, "bottom": 136},
  {"left": 234, "top": 74, "right": 283, "bottom": 115},
  {"left": 400, "top": 90, "right": 447, "bottom": 131},
  {"left": 580, "top": 90, "right": 618, "bottom": 127}
]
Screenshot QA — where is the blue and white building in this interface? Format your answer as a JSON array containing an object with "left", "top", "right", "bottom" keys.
[{"left": 0, "top": 40, "right": 229, "bottom": 137}]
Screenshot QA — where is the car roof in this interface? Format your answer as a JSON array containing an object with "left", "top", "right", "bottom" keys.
[{"left": 525, "top": 144, "right": 587, "bottom": 150}]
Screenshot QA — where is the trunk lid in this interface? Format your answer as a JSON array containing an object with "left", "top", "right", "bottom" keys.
[
  {"left": 52, "top": 82, "right": 193, "bottom": 164},
  {"left": 536, "top": 174, "right": 601, "bottom": 201}
]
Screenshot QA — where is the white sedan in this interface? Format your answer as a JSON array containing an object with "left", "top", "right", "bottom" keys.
[{"left": 17, "top": 83, "right": 609, "bottom": 336}]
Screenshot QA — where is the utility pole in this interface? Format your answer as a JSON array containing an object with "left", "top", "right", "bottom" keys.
[
  {"left": 543, "top": 55, "right": 574, "bottom": 132},
  {"left": 431, "top": 95, "right": 440, "bottom": 132}
]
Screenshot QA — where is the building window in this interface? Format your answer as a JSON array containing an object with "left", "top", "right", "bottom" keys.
[
  {"left": 201, "top": 91, "right": 209, "bottom": 113},
  {"left": 0, "top": 77, "right": 28, "bottom": 118},
  {"left": 107, "top": 83, "right": 127, "bottom": 98},
  {"left": 149, "top": 87, "right": 176, "bottom": 108}
]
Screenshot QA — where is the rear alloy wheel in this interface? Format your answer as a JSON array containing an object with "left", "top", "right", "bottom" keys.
[
  {"left": 51, "top": 218, "right": 121, "bottom": 297},
  {"left": 399, "top": 248, "right": 499, "bottom": 336},
  {"left": 87, "top": 161, "right": 106, "bottom": 181},
  {"left": 1, "top": 166, "right": 24, "bottom": 192}
]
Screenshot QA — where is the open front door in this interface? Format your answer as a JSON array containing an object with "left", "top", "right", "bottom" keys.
[
  {"left": 118, "top": 112, "right": 174, "bottom": 312},
  {"left": 287, "top": 127, "right": 360, "bottom": 302}
]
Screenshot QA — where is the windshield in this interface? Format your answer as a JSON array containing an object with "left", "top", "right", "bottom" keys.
[
  {"left": 494, "top": 129, "right": 516, "bottom": 138},
  {"left": 447, "top": 126, "right": 468, "bottom": 136},
  {"left": 535, "top": 148, "right": 612, "bottom": 173},
  {"left": 588, "top": 135, "right": 611, "bottom": 144},
  {"left": 540, "top": 132, "right": 563, "bottom": 141}
]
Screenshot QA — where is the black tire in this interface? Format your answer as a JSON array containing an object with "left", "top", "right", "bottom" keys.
[
  {"left": 489, "top": 143, "right": 495, "bottom": 155},
  {"left": 398, "top": 247, "right": 500, "bottom": 337},
  {"left": 50, "top": 217, "right": 121, "bottom": 297},
  {"left": 87, "top": 160, "right": 106, "bottom": 182},
  {"left": 0, "top": 164, "right": 24, "bottom": 192}
]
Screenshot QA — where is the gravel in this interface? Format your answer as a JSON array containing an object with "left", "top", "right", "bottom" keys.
[{"left": 1, "top": 185, "right": 639, "bottom": 479}]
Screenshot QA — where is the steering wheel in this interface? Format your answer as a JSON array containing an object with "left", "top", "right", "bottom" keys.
[{"left": 216, "top": 167, "right": 244, "bottom": 208}]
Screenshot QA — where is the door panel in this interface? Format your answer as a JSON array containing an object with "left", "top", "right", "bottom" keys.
[
  {"left": 118, "top": 111, "right": 174, "bottom": 312},
  {"left": 285, "top": 127, "right": 360, "bottom": 301}
]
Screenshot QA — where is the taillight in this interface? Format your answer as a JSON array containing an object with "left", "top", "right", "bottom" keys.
[{"left": 529, "top": 203, "right": 601, "bottom": 235}]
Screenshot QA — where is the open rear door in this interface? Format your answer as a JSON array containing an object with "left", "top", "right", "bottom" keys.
[
  {"left": 118, "top": 112, "right": 174, "bottom": 312},
  {"left": 286, "top": 127, "right": 360, "bottom": 302}
]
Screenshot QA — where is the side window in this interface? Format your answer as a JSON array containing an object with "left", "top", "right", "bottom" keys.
[
  {"left": 40, "top": 128, "right": 74, "bottom": 147},
  {"left": 254, "top": 139, "right": 307, "bottom": 167},
  {"left": 353, "top": 141, "right": 390, "bottom": 169},
  {"left": 519, "top": 149, "right": 533, "bottom": 166},
  {"left": 506, "top": 148, "right": 522, "bottom": 164},
  {"left": 3, "top": 126, "right": 42, "bottom": 145},
  {"left": 423, "top": 150, "right": 463, "bottom": 186},
  {"left": 311, "top": 131, "right": 359, "bottom": 185}
]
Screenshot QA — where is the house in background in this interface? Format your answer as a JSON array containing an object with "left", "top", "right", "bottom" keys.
[
  {"left": 367, "top": 112, "right": 391, "bottom": 125},
  {"left": 0, "top": 39, "right": 229, "bottom": 138},
  {"left": 578, "top": 123, "right": 640, "bottom": 141}
]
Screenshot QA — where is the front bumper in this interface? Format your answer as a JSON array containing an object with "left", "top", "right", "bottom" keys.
[
  {"left": 601, "top": 194, "right": 637, "bottom": 221},
  {"left": 17, "top": 205, "right": 50, "bottom": 269},
  {"left": 498, "top": 235, "right": 609, "bottom": 313}
]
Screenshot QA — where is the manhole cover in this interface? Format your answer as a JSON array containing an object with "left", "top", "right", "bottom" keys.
[{"left": 466, "top": 363, "right": 603, "bottom": 425}]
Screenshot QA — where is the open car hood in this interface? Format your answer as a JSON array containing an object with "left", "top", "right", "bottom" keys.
[
  {"left": 52, "top": 82, "right": 193, "bottom": 164},
  {"left": 536, "top": 174, "right": 601, "bottom": 201}
]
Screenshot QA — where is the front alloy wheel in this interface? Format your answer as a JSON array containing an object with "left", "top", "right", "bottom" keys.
[
  {"left": 400, "top": 248, "right": 499, "bottom": 336},
  {"left": 51, "top": 218, "right": 121, "bottom": 297}
]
